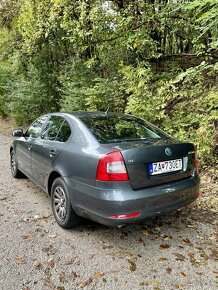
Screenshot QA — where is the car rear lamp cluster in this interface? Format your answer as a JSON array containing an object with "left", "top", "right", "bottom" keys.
[
  {"left": 194, "top": 144, "right": 199, "bottom": 168},
  {"left": 96, "top": 151, "right": 129, "bottom": 181}
]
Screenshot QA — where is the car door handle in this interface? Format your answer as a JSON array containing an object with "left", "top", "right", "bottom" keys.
[{"left": 49, "top": 150, "right": 56, "bottom": 158}]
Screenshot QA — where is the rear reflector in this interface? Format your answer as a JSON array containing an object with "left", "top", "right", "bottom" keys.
[
  {"left": 96, "top": 151, "right": 129, "bottom": 181},
  {"left": 110, "top": 212, "right": 140, "bottom": 219}
]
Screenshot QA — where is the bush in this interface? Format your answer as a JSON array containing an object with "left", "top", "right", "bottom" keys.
[
  {"left": 0, "top": 28, "right": 14, "bottom": 117},
  {"left": 8, "top": 63, "right": 55, "bottom": 125},
  {"left": 61, "top": 60, "right": 126, "bottom": 113}
]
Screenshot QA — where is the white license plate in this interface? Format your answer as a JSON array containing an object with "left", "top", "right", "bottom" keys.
[{"left": 149, "top": 159, "right": 183, "bottom": 175}]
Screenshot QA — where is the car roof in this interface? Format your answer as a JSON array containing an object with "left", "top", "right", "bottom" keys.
[
  {"left": 64, "top": 111, "right": 131, "bottom": 119},
  {"left": 47, "top": 111, "right": 137, "bottom": 122}
]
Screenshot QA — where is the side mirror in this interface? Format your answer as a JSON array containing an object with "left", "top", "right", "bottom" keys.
[{"left": 12, "top": 128, "right": 24, "bottom": 137}]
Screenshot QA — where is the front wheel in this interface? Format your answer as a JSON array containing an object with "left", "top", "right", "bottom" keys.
[
  {"left": 51, "top": 177, "right": 81, "bottom": 229},
  {"left": 10, "top": 150, "right": 23, "bottom": 178}
]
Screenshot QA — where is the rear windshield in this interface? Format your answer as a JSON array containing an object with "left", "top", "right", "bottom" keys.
[{"left": 80, "top": 115, "right": 169, "bottom": 144}]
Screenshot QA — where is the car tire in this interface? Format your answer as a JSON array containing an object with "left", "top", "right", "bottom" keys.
[
  {"left": 51, "top": 177, "right": 81, "bottom": 229},
  {"left": 10, "top": 150, "right": 23, "bottom": 178}
]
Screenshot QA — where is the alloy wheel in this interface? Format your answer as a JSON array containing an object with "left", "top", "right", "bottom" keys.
[
  {"left": 53, "top": 186, "right": 67, "bottom": 221},
  {"left": 11, "top": 152, "right": 16, "bottom": 174}
]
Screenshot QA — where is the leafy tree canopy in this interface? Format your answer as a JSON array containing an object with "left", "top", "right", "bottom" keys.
[{"left": 0, "top": 0, "right": 217, "bottom": 165}]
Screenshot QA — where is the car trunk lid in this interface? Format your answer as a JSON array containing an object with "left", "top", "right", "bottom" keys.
[{"left": 103, "top": 139, "right": 195, "bottom": 190}]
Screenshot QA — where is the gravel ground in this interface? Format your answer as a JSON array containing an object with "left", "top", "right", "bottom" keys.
[{"left": 0, "top": 132, "right": 217, "bottom": 290}]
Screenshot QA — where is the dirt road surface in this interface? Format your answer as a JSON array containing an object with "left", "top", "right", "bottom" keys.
[{"left": 0, "top": 132, "right": 217, "bottom": 290}]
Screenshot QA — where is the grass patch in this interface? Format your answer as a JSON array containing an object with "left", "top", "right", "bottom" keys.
[{"left": 0, "top": 117, "right": 16, "bottom": 136}]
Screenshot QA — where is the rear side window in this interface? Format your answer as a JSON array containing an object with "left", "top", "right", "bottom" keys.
[
  {"left": 80, "top": 115, "right": 169, "bottom": 144},
  {"left": 42, "top": 116, "right": 64, "bottom": 141},
  {"left": 41, "top": 116, "right": 71, "bottom": 142},
  {"left": 56, "top": 121, "right": 71, "bottom": 142}
]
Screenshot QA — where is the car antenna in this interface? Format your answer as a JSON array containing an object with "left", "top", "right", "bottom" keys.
[{"left": 104, "top": 106, "right": 109, "bottom": 116}]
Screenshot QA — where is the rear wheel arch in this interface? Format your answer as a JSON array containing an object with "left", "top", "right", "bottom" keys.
[
  {"left": 51, "top": 177, "right": 81, "bottom": 228},
  {"left": 47, "top": 171, "right": 61, "bottom": 196}
]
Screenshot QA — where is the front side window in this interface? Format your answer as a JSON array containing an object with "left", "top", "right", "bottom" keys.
[{"left": 25, "top": 116, "right": 48, "bottom": 139}]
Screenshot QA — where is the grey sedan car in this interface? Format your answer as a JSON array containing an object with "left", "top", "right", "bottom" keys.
[{"left": 10, "top": 112, "right": 200, "bottom": 228}]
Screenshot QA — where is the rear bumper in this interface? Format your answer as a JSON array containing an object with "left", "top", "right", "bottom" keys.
[{"left": 64, "top": 172, "right": 200, "bottom": 226}]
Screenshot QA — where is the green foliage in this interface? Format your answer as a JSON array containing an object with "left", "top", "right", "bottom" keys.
[
  {"left": 0, "top": 0, "right": 217, "bottom": 165},
  {"left": 60, "top": 59, "right": 95, "bottom": 111},
  {"left": 156, "top": 62, "right": 218, "bottom": 164},
  {"left": 0, "top": 28, "right": 14, "bottom": 116},
  {"left": 185, "top": 0, "right": 218, "bottom": 55},
  {"left": 121, "top": 62, "right": 155, "bottom": 119},
  {"left": 7, "top": 62, "right": 55, "bottom": 125},
  {"left": 0, "top": 62, "right": 11, "bottom": 117},
  {"left": 0, "top": 0, "right": 20, "bottom": 28},
  {"left": 61, "top": 59, "right": 125, "bottom": 112},
  {"left": 85, "top": 77, "right": 125, "bottom": 112}
]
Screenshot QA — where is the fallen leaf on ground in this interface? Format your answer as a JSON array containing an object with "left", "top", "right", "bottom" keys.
[
  {"left": 166, "top": 267, "right": 172, "bottom": 274},
  {"left": 59, "top": 271, "right": 66, "bottom": 283},
  {"left": 42, "top": 245, "right": 57, "bottom": 255},
  {"left": 48, "top": 234, "right": 57, "bottom": 238},
  {"left": 65, "top": 257, "right": 80, "bottom": 266},
  {"left": 44, "top": 280, "right": 56, "bottom": 289},
  {"left": 196, "top": 272, "right": 203, "bottom": 276},
  {"left": 187, "top": 252, "right": 195, "bottom": 261},
  {"left": 143, "top": 230, "right": 149, "bottom": 236},
  {"left": 71, "top": 271, "right": 78, "bottom": 279},
  {"left": 138, "top": 237, "right": 145, "bottom": 246},
  {"left": 139, "top": 279, "right": 161, "bottom": 288},
  {"left": 160, "top": 243, "right": 170, "bottom": 249},
  {"left": 101, "top": 243, "right": 113, "bottom": 249},
  {"left": 109, "top": 250, "right": 134, "bottom": 259},
  {"left": 174, "top": 253, "right": 186, "bottom": 261},
  {"left": 0, "top": 196, "right": 7, "bottom": 201},
  {"left": 162, "top": 234, "right": 173, "bottom": 240},
  {"left": 47, "top": 257, "right": 56, "bottom": 268},
  {"left": 95, "top": 272, "right": 104, "bottom": 277},
  {"left": 16, "top": 256, "right": 26, "bottom": 265},
  {"left": 175, "top": 284, "right": 184, "bottom": 289},
  {"left": 187, "top": 224, "right": 197, "bottom": 229},
  {"left": 197, "top": 247, "right": 209, "bottom": 261},
  {"left": 34, "top": 260, "right": 42, "bottom": 269},
  {"left": 139, "top": 280, "right": 149, "bottom": 286},
  {"left": 182, "top": 238, "right": 191, "bottom": 244},
  {"left": 21, "top": 235, "right": 31, "bottom": 240},
  {"left": 158, "top": 257, "right": 168, "bottom": 264},
  {"left": 79, "top": 277, "right": 93, "bottom": 288},
  {"left": 128, "top": 260, "right": 137, "bottom": 272}
]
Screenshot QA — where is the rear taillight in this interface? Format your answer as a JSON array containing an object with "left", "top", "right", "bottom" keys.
[
  {"left": 194, "top": 144, "right": 199, "bottom": 168},
  {"left": 96, "top": 151, "right": 129, "bottom": 181}
]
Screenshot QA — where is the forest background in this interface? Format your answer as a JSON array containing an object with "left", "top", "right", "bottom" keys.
[{"left": 0, "top": 0, "right": 217, "bottom": 167}]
